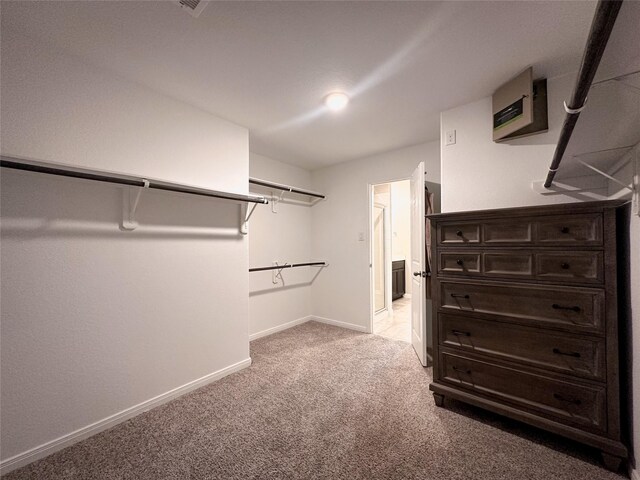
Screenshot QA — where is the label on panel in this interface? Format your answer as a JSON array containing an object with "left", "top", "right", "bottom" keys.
[{"left": 492, "top": 67, "right": 533, "bottom": 141}]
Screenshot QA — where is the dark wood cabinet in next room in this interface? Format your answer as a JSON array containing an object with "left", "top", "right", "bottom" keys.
[
  {"left": 427, "top": 200, "right": 630, "bottom": 472},
  {"left": 392, "top": 260, "right": 405, "bottom": 300}
]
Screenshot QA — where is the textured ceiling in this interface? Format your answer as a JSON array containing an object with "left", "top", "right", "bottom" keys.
[{"left": 2, "top": 1, "right": 597, "bottom": 169}]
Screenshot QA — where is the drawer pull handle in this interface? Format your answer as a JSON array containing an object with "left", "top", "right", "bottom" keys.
[
  {"left": 453, "top": 366, "right": 471, "bottom": 374},
  {"left": 553, "top": 393, "right": 582, "bottom": 405},
  {"left": 452, "top": 330, "right": 471, "bottom": 337},
  {"left": 552, "top": 348, "right": 581, "bottom": 358},
  {"left": 451, "top": 294, "right": 470, "bottom": 299},
  {"left": 456, "top": 259, "right": 464, "bottom": 266},
  {"left": 552, "top": 304, "right": 580, "bottom": 312},
  {"left": 561, "top": 227, "right": 570, "bottom": 234},
  {"left": 456, "top": 230, "right": 463, "bottom": 237},
  {"left": 560, "top": 262, "right": 570, "bottom": 269}
]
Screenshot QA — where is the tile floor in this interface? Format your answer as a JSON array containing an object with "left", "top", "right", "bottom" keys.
[{"left": 373, "top": 296, "right": 411, "bottom": 342}]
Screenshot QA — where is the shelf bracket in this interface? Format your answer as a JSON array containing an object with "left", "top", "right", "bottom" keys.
[
  {"left": 272, "top": 261, "right": 288, "bottom": 285},
  {"left": 575, "top": 158, "right": 633, "bottom": 192},
  {"left": 531, "top": 179, "right": 607, "bottom": 197},
  {"left": 271, "top": 190, "right": 287, "bottom": 214},
  {"left": 533, "top": 147, "right": 639, "bottom": 215},
  {"left": 121, "top": 179, "right": 149, "bottom": 231},
  {"left": 576, "top": 153, "right": 639, "bottom": 217},
  {"left": 240, "top": 202, "right": 259, "bottom": 235}
]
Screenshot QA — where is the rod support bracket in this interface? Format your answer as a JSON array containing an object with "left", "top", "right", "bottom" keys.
[
  {"left": 575, "top": 158, "right": 634, "bottom": 192},
  {"left": 271, "top": 190, "right": 287, "bottom": 214},
  {"left": 564, "top": 99, "right": 587, "bottom": 114},
  {"left": 272, "top": 262, "right": 288, "bottom": 284},
  {"left": 121, "top": 179, "right": 149, "bottom": 231},
  {"left": 240, "top": 202, "right": 259, "bottom": 235}
]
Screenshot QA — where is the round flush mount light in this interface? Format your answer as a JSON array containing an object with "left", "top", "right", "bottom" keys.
[{"left": 324, "top": 92, "right": 349, "bottom": 112}]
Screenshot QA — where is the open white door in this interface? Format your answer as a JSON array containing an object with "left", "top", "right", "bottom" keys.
[{"left": 410, "top": 162, "right": 427, "bottom": 366}]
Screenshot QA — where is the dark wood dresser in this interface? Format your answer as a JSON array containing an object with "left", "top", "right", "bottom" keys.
[{"left": 428, "top": 200, "right": 629, "bottom": 471}]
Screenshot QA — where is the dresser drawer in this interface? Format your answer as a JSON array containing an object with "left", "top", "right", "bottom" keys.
[
  {"left": 439, "top": 223, "right": 480, "bottom": 244},
  {"left": 441, "top": 353, "right": 606, "bottom": 431},
  {"left": 536, "top": 252, "right": 603, "bottom": 283},
  {"left": 439, "top": 253, "right": 481, "bottom": 274},
  {"left": 535, "top": 214, "right": 602, "bottom": 245},
  {"left": 439, "top": 313, "right": 605, "bottom": 380},
  {"left": 438, "top": 252, "right": 535, "bottom": 278},
  {"left": 439, "top": 221, "right": 529, "bottom": 245},
  {"left": 437, "top": 214, "right": 602, "bottom": 247},
  {"left": 483, "top": 252, "right": 534, "bottom": 277},
  {"left": 437, "top": 251, "right": 603, "bottom": 285},
  {"left": 483, "top": 220, "right": 533, "bottom": 244},
  {"left": 439, "top": 281, "right": 604, "bottom": 333}
]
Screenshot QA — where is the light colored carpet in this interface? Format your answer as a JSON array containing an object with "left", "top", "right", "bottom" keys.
[{"left": 3, "top": 321, "right": 626, "bottom": 479}]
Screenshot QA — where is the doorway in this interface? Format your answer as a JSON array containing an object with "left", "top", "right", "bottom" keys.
[{"left": 371, "top": 180, "right": 412, "bottom": 342}]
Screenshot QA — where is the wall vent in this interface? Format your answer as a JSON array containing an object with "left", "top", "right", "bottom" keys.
[{"left": 175, "top": 0, "right": 208, "bottom": 18}]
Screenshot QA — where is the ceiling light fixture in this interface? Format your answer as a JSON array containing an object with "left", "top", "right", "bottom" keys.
[{"left": 324, "top": 92, "right": 349, "bottom": 112}]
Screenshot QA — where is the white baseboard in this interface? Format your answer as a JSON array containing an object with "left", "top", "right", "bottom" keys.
[
  {"left": 311, "top": 315, "right": 368, "bottom": 333},
  {"left": 249, "top": 315, "right": 312, "bottom": 341},
  {"left": 0, "top": 357, "right": 252, "bottom": 476}
]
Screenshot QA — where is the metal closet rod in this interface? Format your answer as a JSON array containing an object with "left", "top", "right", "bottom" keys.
[
  {"left": 249, "top": 262, "right": 326, "bottom": 272},
  {"left": 544, "top": 0, "right": 623, "bottom": 188},
  {"left": 0, "top": 157, "right": 269, "bottom": 205},
  {"left": 249, "top": 177, "right": 325, "bottom": 199}
]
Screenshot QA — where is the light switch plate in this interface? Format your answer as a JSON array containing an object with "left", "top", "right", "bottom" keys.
[{"left": 446, "top": 130, "right": 456, "bottom": 146}]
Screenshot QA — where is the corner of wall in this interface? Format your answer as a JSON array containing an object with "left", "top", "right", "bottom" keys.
[{"left": 248, "top": 152, "right": 315, "bottom": 338}]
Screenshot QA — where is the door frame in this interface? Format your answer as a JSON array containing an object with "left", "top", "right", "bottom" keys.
[
  {"left": 368, "top": 177, "right": 412, "bottom": 335},
  {"left": 372, "top": 201, "right": 392, "bottom": 319}
]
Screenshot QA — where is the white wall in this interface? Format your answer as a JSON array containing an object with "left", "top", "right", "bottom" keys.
[
  {"left": 248, "top": 153, "right": 314, "bottom": 339},
  {"left": 311, "top": 141, "right": 440, "bottom": 331},
  {"left": 613, "top": 148, "right": 640, "bottom": 477},
  {"left": 0, "top": 29, "right": 251, "bottom": 471},
  {"left": 439, "top": 72, "right": 604, "bottom": 213},
  {"left": 631, "top": 212, "right": 640, "bottom": 477},
  {"left": 391, "top": 180, "right": 412, "bottom": 295},
  {"left": 0, "top": 30, "right": 247, "bottom": 192},
  {"left": 603, "top": 3, "right": 640, "bottom": 472}
]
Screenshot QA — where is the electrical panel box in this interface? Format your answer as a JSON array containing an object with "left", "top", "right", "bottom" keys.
[{"left": 492, "top": 67, "right": 548, "bottom": 142}]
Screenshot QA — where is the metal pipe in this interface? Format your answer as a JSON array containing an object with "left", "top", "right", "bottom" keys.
[
  {"left": 1, "top": 157, "right": 269, "bottom": 204},
  {"left": 249, "top": 177, "right": 325, "bottom": 199},
  {"left": 544, "top": 0, "right": 623, "bottom": 188},
  {"left": 249, "top": 262, "right": 326, "bottom": 272}
]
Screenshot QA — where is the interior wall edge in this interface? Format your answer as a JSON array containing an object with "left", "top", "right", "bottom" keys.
[
  {"left": 439, "top": 73, "right": 582, "bottom": 213},
  {"left": 310, "top": 140, "right": 441, "bottom": 332},
  {"left": 249, "top": 315, "right": 313, "bottom": 341},
  {"left": 248, "top": 152, "right": 314, "bottom": 337},
  {"left": 0, "top": 358, "right": 252, "bottom": 476},
  {"left": 310, "top": 316, "right": 369, "bottom": 333}
]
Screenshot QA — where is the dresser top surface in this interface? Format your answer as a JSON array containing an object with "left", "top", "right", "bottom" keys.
[{"left": 427, "top": 200, "right": 628, "bottom": 222}]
